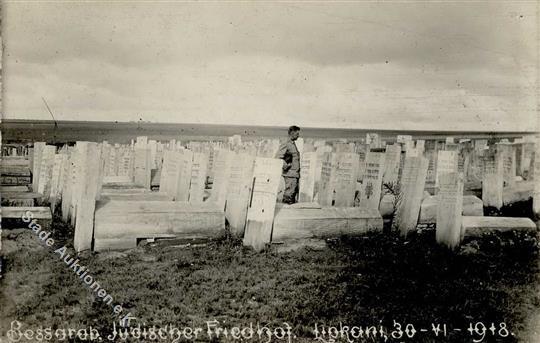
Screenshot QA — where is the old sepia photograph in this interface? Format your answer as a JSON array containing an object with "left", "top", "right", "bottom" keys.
[{"left": 0, "top": 1, "right": 539, "bottom": 342}]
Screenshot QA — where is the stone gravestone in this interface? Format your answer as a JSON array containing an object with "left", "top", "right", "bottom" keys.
[
  {"left": 61, "top": 149, "right": 74, "bottom": 222},
  {"left": 358, "top": 152, "right": 385, "bottom": 210},
  {"left": 243, "top": 157, "right": 282, "bottom": 251},
  {"left": 425, "top": 149, "right": 438, "bottom": 185},
  {"left": 366, "top": 133, "right": 381, "bottom": 149},
  {"left": 436, "top": 172, "right": 464, "bottom": 249},
  {"left": 117, "top": 148, "right": 133, "bottom": 177},
  {"left": 383, "top": 144, "right": 401, "bottom": 185},
  {"left": 159, "top": 150, "right": 180, "bottom": 197},
  {"left": 436, "top": 150, "right": 458, "bottom": 188},
  {"left": 393, "top": 156, "right": 429, "bottom": 236},
  {"left": 133, "top": 148, "right": 151, "bottom": 189},
  {"left": 299, "top": 151, "right": 319, "bottom": 202},
  {"left": 397, "top": 135, "right": 413, "bottom": 144},
  {"left": 317, "top": 152, "right": 336, "bottom": 206},
  {"left": 70, "top": 142, "right": 90, "bottom": 227},
  {"left": 333, "top": 152, "right": 360, "bottom": 207},
  {"left": 49, "top": 153, "right": 68, "bottom": 212},
  {"left": 74, "top": 143, "right": 101, "bottom": 252},
  {"left": 497, "top": 142, "right": 516, "bottom": 186},
  {"left": 533, "top": 138, "right": 540, "bottom": 215},
  {"left": 226, "top": 153, "right": 256, "bottom": 236},
  {"left": 188, "top": 152, "right": 208, "bottom": 203},
  {"left": 37, "top": 145, "right": 56, "bottom": 199},
  {"left": 482, "top": 149, "right": 504, "bottom": 209},
  {"left": 209, "top": 149, "right": 233, "bottom": 210},
  {"left": 175, "top": 149, "right": 193, "bottom": 202},
  {"left": 31, "top": 142, "right": 46, "bottom": 192}
]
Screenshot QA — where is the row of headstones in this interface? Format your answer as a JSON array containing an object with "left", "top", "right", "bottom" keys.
[
  {"left": 1, "top": 145, "right": 30, "bottom": 157},
  {"left": 31, "top": 141, "right": 105, "bottom": 251}
]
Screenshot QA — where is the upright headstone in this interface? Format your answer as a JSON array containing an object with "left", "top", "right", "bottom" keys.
[
  {"left": 159, "top": 150, "right": 180, "bottom": 197},
  {"left": 37, "top": 145, "right": 56, "bottom": 199},
  {"left": 436, "top": 172, "right": 464, "bottom": 249},
  {"left": 175, "top": 150, "right": 193, "bottom": 201},
  {"left": 436, "top": 150, "right": 458, "bottom": 188},
  {"left": 31, "top": 142, "right": 46, "bottom": 192},
  {"left": 226, "top": 153, "right": 256, "bottom": 236},
  {"left": 61, "top": 149, "right": 74, "bottom": 222},
  {"left": 133, "top": 148, "right": 151, "bottom": 189},
  {"left": 299, "top": 152, "right": 319, "bottom": 202},
  {"left": 188, "top": 152, "right": 208, "bottom": 203},
  {"left": 394, "top": 156, "right": 429, "bottom": 236},
  {"left": 317, "top": 152, "right": 337, "bottom": 206},
  {"left": 358, "top": 152, "right": 385, "bottom": 210},
  {"left": 533, "top": 137, "right": 540, "bottom": 215},
  {"left": 497, "top": 142, "right": 516, "bottom": 186},
  {"left": 383, "top": 144, "right": 401, "bottom": 185},
  {"left": 49, "top": 153, "right": 68, "bottom": 212},
  {"left": 366, "top": 133, "right": 381, "bottom": 149},
  {"left": 397, "top": 135, "right": 413, "bottom": 144},
  {"left": 74, "top": 143, "right": 101, "bottom": 252},
  {"left": 70, "top": 142, "right": 88, "bottom": 226},
  {"left": 333, "top": 152, "right": 360, "bottom": 207},
  {"left": 482, "top": 149, "right": 504, "bottom": 209},
  {"left": 243, "top": 158, "right": 282, "bottom": 251},
  {"left": 209, "top": 149, "right": 233, "bottom": 209}
]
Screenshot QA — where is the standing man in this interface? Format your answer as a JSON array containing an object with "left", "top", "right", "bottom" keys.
[{"left": 276, "top": 125, "right": 301, "bottom": 204}]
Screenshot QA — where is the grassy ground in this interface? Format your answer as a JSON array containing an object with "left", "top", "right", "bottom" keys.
[{"left": 1, "top": 212, "right": 539, "bottom": 343}]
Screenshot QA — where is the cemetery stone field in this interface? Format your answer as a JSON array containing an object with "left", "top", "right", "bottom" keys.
[{"left": 1, "top": 128, "right": 540, "bottom": 342}]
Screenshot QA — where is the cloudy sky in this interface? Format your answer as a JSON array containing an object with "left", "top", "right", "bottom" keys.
[{"left": 2, "top": 1, "right": 538, "bottom": 131}]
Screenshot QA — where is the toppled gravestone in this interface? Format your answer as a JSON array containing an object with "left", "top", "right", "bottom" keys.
[{"left": 419, "top": 195, "right": 483, "bottom": 224}]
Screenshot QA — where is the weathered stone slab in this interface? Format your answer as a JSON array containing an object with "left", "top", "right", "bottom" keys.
[
  {"left": 482, "top": 149, "right": 504, "bottom": 209},
  {"left": 74, "top": 143, "right": 101, "bottom": 252},
  {"left": 394, "top": 156, "right": 429, "bottom": 236},
  {"left": 383, "top": 144, "right": 401, "bottom": 185},
  {"left": 188, "top": 152, "right": 208, "bottom": 203},
  {"left": 503, "top": 181, "right": 534, "bottom": 205},
  {"left": 435, "top": 150, "right": 458, "bottom": 187},
  {"left": 333, "top": 152, "right": 360, "bottom": 207},
  {"left": 419, "top": 195, "right": 483, "bottom": 224},
  {"left": 318, "top": 152, "right": 336, "bottom": 206},
  {"left": 436, "top": 172, "right": 464, "bottom": 248},
  {"left": 462, "top": 216, "right": 537, "bottom": 237},
  {"left": 226, "top": 153, "right": 255, "bottom": 236},
  {"left": 208, "top": 149, "right": 233, "bottom": 209},
  {"left": 31, "top": 142, "right": 45, "bottom": 192},
  {"left": 358, "top": 152, "right": 385, "bottom": 210},
  {"left": 243, "top": 158, "right": 282, "bottom": 251},
  {"left": 36, "top": 145, "right": 56, "bottom": 198},
  {"left": 272, "top": 206, "right": 383, "bottom": 241},
  {"left": 94, "top": 201, "right": 225, "bottom": 241},
  {"left": 175, "top": 150, "right": 193, "bottom": 202},
  {"left": 100, "top": 193, "right": 173, "bottom": 201},
  {"left": 299, "top": 152, "right": 319, "bottom": 202},
  {"left": 133, "top": 148, "right": 151, "bottom": 189}
]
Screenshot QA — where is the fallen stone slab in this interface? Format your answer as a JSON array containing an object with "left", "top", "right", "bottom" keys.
[
  {"left": 503, "top": 181, "right": 534, "bottom": 205},
  {"left": 102, "top": 175, "right": 132, "bottom": 184},
  {"left": 462, "top": 216, "right": 537, "bottom": 238},
  {"left": 1, "top": 206, "right": 53, "bottom": 229},
  {"left": 0, "top": 165, "right": 31, "bottom": 177},
  {"left": 420, "top": 195, "right": 483, "bottom": 224},
  {"left": 1, "top": 156, "right": 29, "bottom": 166},
  {"left": 272, "top": 206, "right": 383, "bottom": 241},
  {"left": 0, "top": 186, "right": 29, "bottom": 192},
  {"left": 94, "top": 201, "right": 225, "bottom": 245},
  {"left": 99, "top": 193, "right": 173, "bottom": 202}
]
